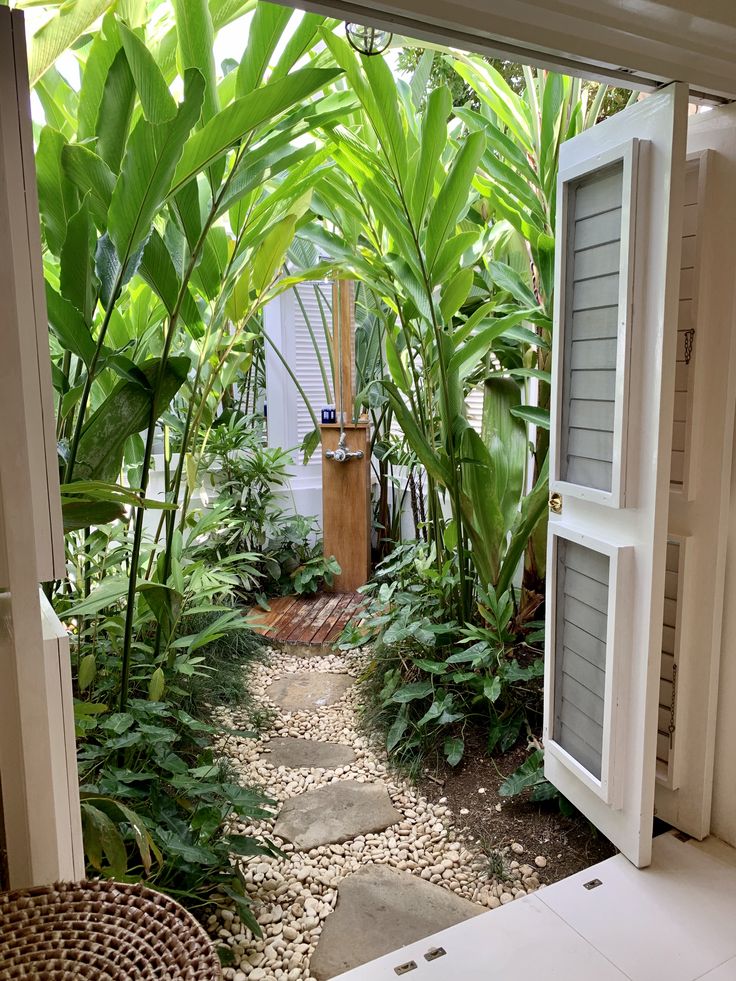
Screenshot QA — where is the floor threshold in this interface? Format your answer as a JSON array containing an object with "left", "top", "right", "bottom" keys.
[{"left": 334, "top": 832, "right": 736, "bottom": 980}]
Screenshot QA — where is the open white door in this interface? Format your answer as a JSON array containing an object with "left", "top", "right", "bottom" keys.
[{"left": 544, "top": 84, "right": 688, "bottom": 868}]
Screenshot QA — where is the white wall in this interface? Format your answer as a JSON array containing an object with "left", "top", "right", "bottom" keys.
[{"left": 711, "top": 423, "right": 736, "bottom": 847}]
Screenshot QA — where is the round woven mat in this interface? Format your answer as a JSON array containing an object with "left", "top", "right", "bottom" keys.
[{"left": 0, "top": 879, "right": 222, "bottom": 979}]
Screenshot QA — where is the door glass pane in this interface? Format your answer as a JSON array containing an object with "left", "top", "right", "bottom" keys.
[
  {"left": 554, "top": 539, "right": 610, "bottom": 779},
  {"left": 560, "top": 161, "right": 624, "bottom": 492}
]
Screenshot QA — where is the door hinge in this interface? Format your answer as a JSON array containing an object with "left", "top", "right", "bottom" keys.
[
  {"left": 669, "top": 661, "right": 678, "bottom": 748},
  {"left": 683, "top": 328, "right": 695, "bottom": 365}
]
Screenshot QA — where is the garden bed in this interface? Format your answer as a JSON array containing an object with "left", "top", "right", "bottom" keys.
[{"left": 419, "top": 731, "right": 616, "bottom": 885}]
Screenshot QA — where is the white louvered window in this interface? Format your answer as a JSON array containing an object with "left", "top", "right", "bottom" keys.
[
  {"left": 553, "top": 538, "right": 609, "bottom": 781},
  {"left": 553, "top": 141, "right": 639, "bottom": 509},
  {"left": 292, "top": 281, "right": 333, "bottom": 445}
]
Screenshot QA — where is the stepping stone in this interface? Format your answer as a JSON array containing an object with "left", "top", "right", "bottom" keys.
[
  {"left": 310, "top": 865, "right": 483, "bottom": 979},
  {"left": 265, "top": 672, "right": 353, "bottom": 712},
  {"left": 259, "top": 736, "right": 356, "bottom": 769},
  {"left": 274, "top": 781, "right": 401, "bottom": 850}
]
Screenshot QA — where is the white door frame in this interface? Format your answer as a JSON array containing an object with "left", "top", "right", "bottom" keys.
[{"left": 0, "top": 7, "right": 83, "bottom": 887}]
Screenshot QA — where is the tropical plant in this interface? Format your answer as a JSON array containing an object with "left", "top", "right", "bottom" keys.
[
  {"left": 300, "top": 31, "right": 550, "bottom": 628},
  {"left": 342, "top": 543, "right": 544, "bottom": 769}
]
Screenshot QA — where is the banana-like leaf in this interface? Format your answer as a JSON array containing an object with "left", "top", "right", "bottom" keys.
[
  {"left": 60, "top": 197, "right": 99, "bottom": 325},
  {"left": 383, "top": 381, "right": 452, "bottom": 487},
  {"left": 410, "top": 84, "right": 451, "bottom": 227},
  {"left": 497, "top": 453, "right": 549, "bottom": 594},
  {"left": 46, "top": 283, "right": 97, "bottom": 367},
  {"left": 173, "top": 0, "right": 218, "bottom": 123},
  {"left": 28, "top": 0, "right": 113, "bottom": 85},
  {"left": 62, "top": 500, "right": 125, "bottom": 532},
  {"left": 61, "top": 144, "right": 116, "bottom": 229},
  {"left": 76, "top": 12, "right": 120, "bottom": 142},
  {"left": 118, "top": 21, "right": 177, "bottom": 124},
  {"left": 482, "top": 376, "right": 527, "bottom": 533},
  {"left": 171, "top": 67, "right": 342, "bottom": 195},
  {"left": 96, "top": 47, "right": 136, "bottom": 175},
  {"left": 425, "top": 129, "right": 485, "bottom": 270},
  {"left": 108, "top": 69, "right": 205, "bottom": 268},
  {"left": 73, "top": 356, "right": 190, "bottom": 482},
  {"left": 36, "top": 127, "right": 78, "bottom": 257},
  {"left": 236, "top": 2, "right": 293, "bottom": 96}
]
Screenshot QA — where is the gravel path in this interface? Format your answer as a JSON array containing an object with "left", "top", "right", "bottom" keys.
[{"left": 209, "top": 648, "right": 544, "bottom": 980}]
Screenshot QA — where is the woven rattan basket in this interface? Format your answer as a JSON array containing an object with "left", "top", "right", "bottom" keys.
[{"left": 0, "top": 879, "right": 222, "bottom": 979}]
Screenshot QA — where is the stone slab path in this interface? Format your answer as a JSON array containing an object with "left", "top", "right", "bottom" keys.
[
  {"left": 274, "top": 781, "right": 402, "bottom": 850},
  {"left": 310, "top": 865, "right": 484, "bottom": 979},
  {"left": 212, "top": 649, "right": 543, "bottom": 981},
  {"left": 259, "top": 737, "right": 356, "bottom": 770},
  {"left": 266, "top": 672, "right": 354, "bottom": 712}
]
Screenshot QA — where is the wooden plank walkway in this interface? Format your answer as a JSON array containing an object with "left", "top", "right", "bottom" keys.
[{"left": 249, "top": 592, "right": 364, "bottom": 646}]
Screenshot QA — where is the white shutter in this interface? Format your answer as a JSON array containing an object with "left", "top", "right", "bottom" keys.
[
  {"left": 292, "top": 281, "right": 333, "bottom": 443},
  {"left": 544, "top": 84, "right": 688, "bottom": 868}
]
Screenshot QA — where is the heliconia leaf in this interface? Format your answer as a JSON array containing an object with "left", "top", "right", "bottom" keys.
[
  {"left": 74, "top": 356, "right": 190, "bottom": 482},
  {"left": 426, "top": 130, "right": 485, "bottom": 272},
  {"left": 173, "top": 0, "right": 218, "bottom": 123},
  {"left": 439, "top": 267, "right": 474, "bottom": 323},
  {"left": 171, "top": 67, "right": 342, "bottom": 195},
  {"left": 36, "top": 128, "right": 78, "bottom": 257},
  {"left": 236, "top": 2, "right": 293, "bottom": 96},
  {"left": 139, "top": 231, "right": 203, "bottom": 337},
  {"left": 28, "top": 0, "right": 114, "bottom": 85},
  {"left": 76, "top": 12, "right": 121, "bottom": 142},
  {"left": 46, "top": 282, "right": 97, "bottom": 366},
  {"left": 510, "top": 404, "right": 550, "bottom": 429},
  {"left": 252, "top": 214, "right": 298, "bottom": 296},
  {"left": 410, "top": 84, "right": 451, "bottom": 227},
  {"left": 95, "top": 47, "right": 136, "bottom": 175},
  {"left": 108, "top": 69, "right": 205, "bottom": 269},
  {"left": 62, "top": 500, "right": 125, "bottom": 531},
  {"left": 61, "top": 144, "right": 116, "bottom": 229},
  {"left": 482, "top": 376, "right": 527, "bottom": 534},
  {"left": 269, "top": 12, "right": 330, "bottom": 82},
  {"left": 60, "top": 197, "right": 99, "bottom": 325},
  {"left": 118, "top": 21, "right": 177, "bottom": 124}
]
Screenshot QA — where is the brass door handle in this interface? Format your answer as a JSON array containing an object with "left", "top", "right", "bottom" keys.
[{"left": 549, "top": 492, "right": 562, "bottom": 514}]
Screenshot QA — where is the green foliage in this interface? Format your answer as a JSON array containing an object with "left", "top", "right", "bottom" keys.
[
  {"left": 342, "top": 543, "right": 544, "bottom": 771},
  {"left": 77, "top": 698, "right": 278, "bottom": 929}
]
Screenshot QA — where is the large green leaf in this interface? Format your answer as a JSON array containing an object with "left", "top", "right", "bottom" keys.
[
  {"left": 28, "top": 0, "right": 114, "bottom": 85},
  {"left": 139, "top": 231, "right": 203, "bottom": 336},
  {"left": 61, "top": 144, "right": 116, "bottom": 228},
  {"left": 108, "top": 69, "right": 205, "bottom": 269},
  {"left": 425, "top": 130, "right": 485, "bottom": 272},
  {"left": 482, "top": 376, "right": 527, "bottom": 533},
  {"left": 36, "top": 128, "right": 78, "bottom": 257},
  {"left": 76, "top": 12, "right": 120, "bottom": 142},
  {"left": 497, "top": 454, "right": 549, "bottom": 594},
  {"left": 173, "top": 0, "right": 218, "bottom": 123},
  {"left": 171, "top": 67, "right": 342, "bottom": 194},
  {"left": 46, "top": 282, "right": 97, "bottom": 366},
  {"left": 96, "top": 47, "right": 136, "bottom": 175},
  {"left": 410, "top": 84, "right": 451, "bottom": 227},
  {"left": 60, "top": 198, "right": 99, "bottom": 325},
  {"left": 236, "top": 3, "right": 293, "bottom": 96},
  {"left": 119, "top": 21, "right": 177, "bottom": 124},
  {"left": 73, "top": 356, "right": 190, "bottom": 481}
]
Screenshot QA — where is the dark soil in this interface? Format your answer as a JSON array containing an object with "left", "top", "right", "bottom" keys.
[{"left": 419, "top": 730, "right": 616, "bottom": 885}]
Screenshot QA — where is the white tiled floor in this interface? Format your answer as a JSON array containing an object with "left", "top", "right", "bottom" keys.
[{"left": 334, "top": 832, "right": 736, "bottom": 981}]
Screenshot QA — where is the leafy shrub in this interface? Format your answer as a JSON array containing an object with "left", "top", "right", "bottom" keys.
[
  {"left": 77, "top": 698, "right": 278, "bottom": 930},
  {"left": 341, "top": 542, "right": 544, "bottom": 772}
]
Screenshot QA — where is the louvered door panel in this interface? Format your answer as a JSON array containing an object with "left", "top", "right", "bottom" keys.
[
  {"left": 554, "top": 539, "right": 609, "bottom": 780},
  {"left": 552, "top": 140, "right": 639, "bottom": 508}
]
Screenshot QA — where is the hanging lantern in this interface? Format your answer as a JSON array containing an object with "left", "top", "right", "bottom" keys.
[{"left": 345, "top": 22, "right": 393, "bottom": 56}]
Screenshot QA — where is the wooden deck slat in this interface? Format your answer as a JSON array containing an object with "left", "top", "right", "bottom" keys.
[{"left": 250, "top": 591, "right": 364, "bottom": 646}]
